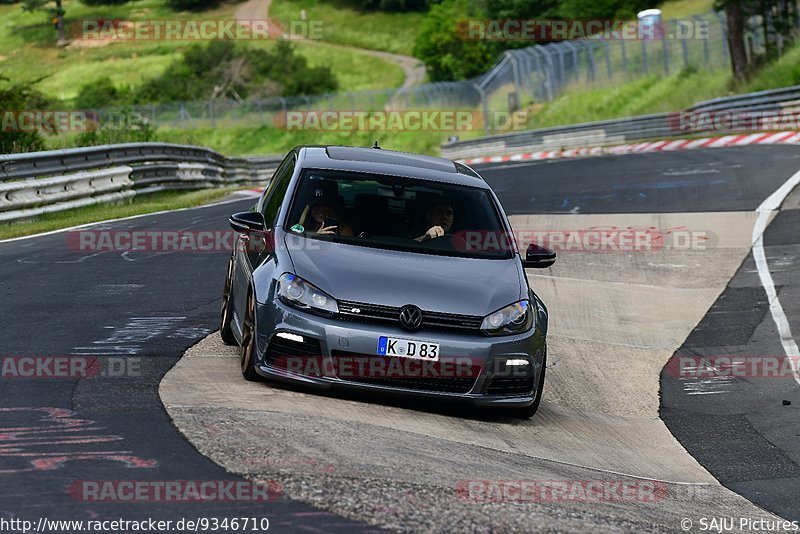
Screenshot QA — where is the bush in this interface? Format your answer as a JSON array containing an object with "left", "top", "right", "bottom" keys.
[
  {"left": 136, "top": 40, "right": 338, "bottom": 103},
  {"left": 76, "top": 111, "right": 156, "bottom": 146},
  {"left": 0, "top": 76, "right": 49, "bottom": 154},
  {"left": 166, "top": 0, "right": 217, "bottom": 11},
  {"left": 78, "top": 0, "right": 130, "bottom": 5},
  {"left": 334, "top": 0, "right": 430, "bottom": 10},
  {"left": 75, "top": 77, "right": 131, "bottom": 109},
  {"left": 413, "top": 0, "right": 498, "bottom": 81}
]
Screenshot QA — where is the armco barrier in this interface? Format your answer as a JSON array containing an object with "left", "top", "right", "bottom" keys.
[
  {"left": 441, "top": 84, "right": 800, "bottom": 161},
  {"left": 0, "top": 143, "right": 281, "bottom": 223}
]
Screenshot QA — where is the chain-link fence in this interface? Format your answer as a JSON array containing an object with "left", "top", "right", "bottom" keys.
[{"left": 95, "top": 10, "right": 770, "bottom": 136}]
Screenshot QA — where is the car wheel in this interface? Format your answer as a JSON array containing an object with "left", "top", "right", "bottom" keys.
[
  {"left": 219, "top": 257, "right": 237, "bottom": 346},
  {"left": 240, "top": 290, "right": 263, "bottom": 381},
  {"left": 511, "top": 353, "right": 546, "bottom": 419}
]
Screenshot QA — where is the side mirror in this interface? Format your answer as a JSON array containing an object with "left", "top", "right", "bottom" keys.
[
  {"left": 229, "top": 212, "right": 266, "bottom": 233},
  {"left": 522, "top": 243, "right": 556, "bottom": 269}
]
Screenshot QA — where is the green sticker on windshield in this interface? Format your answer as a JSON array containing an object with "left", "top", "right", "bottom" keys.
[{"left": 290, "top": 224, "right": 304, "bottom": 233}]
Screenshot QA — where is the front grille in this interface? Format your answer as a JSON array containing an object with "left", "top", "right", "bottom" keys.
[
  {"left": 331, "top": 351, "right": 480, "bottom": 394},
  {"left": 337, "top": 300, "right": 483, "bottom": 334},
  {"left": 485, "top": 360, "right": 534, "bottom": 395},
  {"left": 265, "top": 335, "right": 322, "bottom": 369}
]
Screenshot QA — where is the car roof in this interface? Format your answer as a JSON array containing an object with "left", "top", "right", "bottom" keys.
[{"left": 296, "top": 146, "right": 485, "bottom": 187}]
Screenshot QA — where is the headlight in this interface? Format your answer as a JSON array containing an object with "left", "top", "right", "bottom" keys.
[
  {"left": 277, "top": 273, "right": 338, "bottom": 315},
  {"left": 480, "top": 300, "right": 534, "bottom": 336}
]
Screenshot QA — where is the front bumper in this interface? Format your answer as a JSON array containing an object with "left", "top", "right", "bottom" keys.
[{"left": 253, "top": 299, "right": 546, "bottom": 408}]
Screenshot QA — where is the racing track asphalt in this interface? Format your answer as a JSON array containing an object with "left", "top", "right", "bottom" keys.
[
  {"left": 159, "top": 144, "right": 800, "bottom": 531},
  {"left": 0, "top": 196, "right": 372, "bottom": 530},
  {"left": 2, "top": 144, "right": 799, "bottom": 531},
  {"left": 661, "top": 199, "right": 800, "bottom": 521},
  {"left": 482, "top": 144, "right": 800, "bottom": 523}
]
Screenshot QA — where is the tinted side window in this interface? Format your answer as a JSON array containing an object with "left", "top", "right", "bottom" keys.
[
  {"left": 262, "top": 157, "right": 295, "bottom": 227},
  {"left": 259, "top": 154, "right": 291, "bottom": 209}
]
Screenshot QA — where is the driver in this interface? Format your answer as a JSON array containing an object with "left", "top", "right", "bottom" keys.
[
  {"left": 415, "top": 202, "right": 454, "bottom": 242},
  {"left": 292, "top": 180, "right": 355, "bottom": 237},
  {"left": 308, "top": 199, "right": 354, "bottom": 236}
]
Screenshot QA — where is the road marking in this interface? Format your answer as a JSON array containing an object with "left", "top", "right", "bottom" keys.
[
  {"left": 460, "top": 131, "right": 800, "bottom": 166},
  {"left": 752, "top": 168, "right": 800, "bottom": 386},
  {"left": 0, "top": 194, "right": 255, "bottom": 244}
]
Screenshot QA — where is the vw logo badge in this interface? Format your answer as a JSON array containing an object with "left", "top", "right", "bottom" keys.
[{"left": 399, "top": 305, "right": 423, "bottom": 331}]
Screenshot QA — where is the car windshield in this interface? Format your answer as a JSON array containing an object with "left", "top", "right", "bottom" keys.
[{"left": 285, "top": 169, "right": 514, "bottom": 259}]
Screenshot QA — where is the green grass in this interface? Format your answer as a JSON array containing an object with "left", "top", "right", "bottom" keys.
[
  {"left": 0, "top": 0, "right": 196, "bottom": 99},
  {"left": 745, "top": 41, "right": 800, "bottom": 90},
  {"left": 0, "top": 187, "right": 239, "bottom": 240},
  {"left": 37, "top": 53, "right": 180, "bottom": 100},
  {"left": 140, "top": 124, "right": 450, "bottom": 156},
  {"left": 269, "top": 0, "right": 423, "bottom": 56},
  {"left": 526, "top": 67, "right": 731, "bottom": 128},
  {"left": 659, "top": 0, "right": 714, "bottom": 20},
  {"left": 0, "top": 0, "right": 405, "bottom": 104},
  {"left": 289, "top": 39, "right": 404, "bottom": 90},
  {"left": 525, "top": 30, "right": 800, "bottom": 131}
]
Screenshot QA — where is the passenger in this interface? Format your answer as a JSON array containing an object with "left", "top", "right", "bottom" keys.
[
  {"left": 415, "top": 202, "right": 454, "bottom": 242},
  {"left": 308, "top": 199, "right": 354, "bottom": 236}
]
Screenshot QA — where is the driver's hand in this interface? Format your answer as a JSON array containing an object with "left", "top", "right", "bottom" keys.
[
  {"left": 424, "top": 225, "right": 445, "bottom": 240},
  {"left": 318, "top": 225, "right": 338, "bottom": 235}
]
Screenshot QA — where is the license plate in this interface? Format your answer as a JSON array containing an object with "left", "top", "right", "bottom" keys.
[{"left": 377, "top": 336, "right": 439, "bottom": 361}]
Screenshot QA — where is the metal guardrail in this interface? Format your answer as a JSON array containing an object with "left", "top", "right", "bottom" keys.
[
  {"left": 441, "top": 84, "right": 800, "bottom": 160},
  {"left": 0, "top": 143, "right": 281, "bottom": 223}
]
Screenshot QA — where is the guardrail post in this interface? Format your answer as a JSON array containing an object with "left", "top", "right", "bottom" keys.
[
  {"left": 473, "top": 83, "right": 490, "bottom": 136},
  {"left": 208, "top": 101, "right": 215, "bottom": 128},
  {"left": 681, "top": 32, "right": 690, "bottom": 67},
  {"left": 642, "top": 38, "right": 649, "bottom": 73},
  {"left": 603, "top": 40, "right": 612, "bottom": 79},
  {"left": 714, "top": 10, "right": 730, "bottom": 63},
  {"left": 556, "top": 45, "right": 566, "bottom": 88},
  {"left": 661, "top": 23, "right": 670, "bottom": 75},
  {"left": 620, "top": 39, "right": 628, "bottom": 76},
  {"left": 586, "top": 41, "right": 597, "bottom": 84},
  {"left": 694, "top": 15, "right": 710, "bottom": 64},
  {"left": 179, "top": 104, "right": 188, "bottom": 130},
  {"left": 541, "top": 48, "right": 556, "bottom": 100},
  {"left": 509, "top": 51, "right": 522, "bottom": 109}
]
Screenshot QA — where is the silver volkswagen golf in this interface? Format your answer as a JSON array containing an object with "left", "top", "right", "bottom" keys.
[{"left": 220, "top": 145, "right": 556, "bottom": 418}]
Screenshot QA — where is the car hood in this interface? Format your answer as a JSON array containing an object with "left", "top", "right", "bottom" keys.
[{"left": 285, "top": 237, "right": 524, "bottom": 316}]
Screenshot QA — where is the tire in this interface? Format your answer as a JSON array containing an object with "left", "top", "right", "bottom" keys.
[
  {"left": 510, "top": 353, "right": 546, "bottom": 419},
  {"left": 219, "top": 257, "right": 237, "bottom": 346},
  {"left": 240, "top": 290, "right": 263, "bottom": 381}
]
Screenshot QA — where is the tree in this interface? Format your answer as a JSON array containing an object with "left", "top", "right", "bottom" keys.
[
  {"left": 23, "top": 0, "right": 67, "bottom": 45},
  {"left": 557, "top": 0, "right": 652, "bottom": 20},
  {"left": 717, "top": 0, "right": 751, "bottom": 82},
  {"left": 413, "top": 0, "right": 498, "bottom": 81},
  {"left": 134, "top": 40, "right": 338, "bottom": 104},
  {"left": 0, "top": 75, "right": 49, "bottom": 154},
  {"left": 714, "top": 0, "right": 799, "bottom": 82}
]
